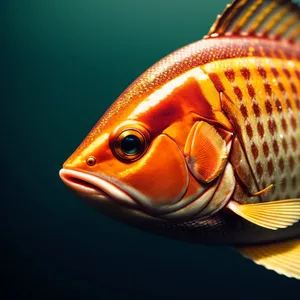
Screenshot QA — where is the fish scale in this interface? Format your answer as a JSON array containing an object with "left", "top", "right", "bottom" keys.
[{"left": 202, "top": 56, "right": 300, "bottom": 202}]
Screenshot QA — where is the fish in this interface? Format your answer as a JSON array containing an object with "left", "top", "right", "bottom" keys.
[{"left": 59, "top": 0, "right": 300, "bottom": 279}]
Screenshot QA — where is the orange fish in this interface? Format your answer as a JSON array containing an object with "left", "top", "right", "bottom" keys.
[{"left": 60, "top": 0, "right": 300, "bottom": 279}]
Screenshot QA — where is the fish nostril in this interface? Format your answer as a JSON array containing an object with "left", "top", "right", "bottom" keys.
[{"left": 86, "top": 156, "right": 96, "bottom": 166}]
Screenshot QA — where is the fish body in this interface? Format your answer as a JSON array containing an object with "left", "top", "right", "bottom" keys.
[{"left": 60, "top": 0, "right": 300, "bottom": 279}]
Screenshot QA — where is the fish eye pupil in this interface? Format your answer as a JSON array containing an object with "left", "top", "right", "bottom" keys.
[{"left": 121, "top": 135, "right": 141, "bottom": 155}]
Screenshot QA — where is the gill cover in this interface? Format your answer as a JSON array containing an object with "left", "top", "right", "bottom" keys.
[{"left": 117, "top": 133, "right": 189, "bottom": 211}]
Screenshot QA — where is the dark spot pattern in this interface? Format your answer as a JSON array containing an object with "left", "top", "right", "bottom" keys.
[
  {"left": 251, "top": 143, "right": 259, "bottom": 159},
  {"left": 256, "top": 162, "right": 263, "bottom": 177},
  {"left": 268, "top": 119, "right": 277, "bottom": 135},
  {"left": 241, "top": 68, "right": 251, "bottom": 80},
  {"left": 279, "top": 158, "right": 284, "bottom": 172},
  {"left": 289, "top": 156, "right": 295, "bottom": 171},
  {"left": 291, "top": 137, "right": 297, "bottom": 151},
  {"left": 247, "top": 84, "right": 256, "bottom": 98},
  {"left": 252, "top": 102, "right": 261, "bottom": 117},
  {"left": 291, "top": 116, "right": 297, "bottom": 131},
  {"left": 257, "top": 122, "right": 264, "bottom": 138},
  {"left": 282, "top": 138, "right": 288, "bottom": 153},
  {"left": 209, "top": 73, "right": 225, "bottom": 92},
  {"left": 240, "top": 104, "right": 248, "bottom": 119},
  {"left": 246, "top": 124, "right": 253, "bottom": 139},
  {"left": 258, "top": 66, "right": 267, "bottom": 79},
  {"left": 281, "top": 118, "right": 288, "bottom": 132},
  {"left": 283, "top": 68, "right": 291, "bottom": 78},
  {"left": 271, "top": 67, "right": 279, "bottom": 77},
  {"left": 273, "top": 140, "right": 279, "bottom": 156},
  {"left": 267, "top": 160, "right": 274, "bottom": 176},
  {"left": 275, "top": 98, "right": 283, "bottom": 112},
  {"left": 263, "top": 142, "right": 269, "bottom": 157},
  {"left": 291, "top": 82, "right": 297, "bottom": 94},
  {"left": 264, "top": 83, "right": 272, "bottom": 96},
  {"left": 278, "top": 82, "right": 285, "bottom": 93},
  {"left": 224, "top": 69, "right": 235, "bottom": 82},
  {"left": 295, "top": 69, "right": 300, "bottom": 80},
  {"left": 234, "top": 86, "right": 243, "bottom": 101},
  {"left": 265, "top": 100, "right": 272, "bottom": 115}
]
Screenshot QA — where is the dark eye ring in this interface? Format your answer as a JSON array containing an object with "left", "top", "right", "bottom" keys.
[{"left": 111, "top": 127, "right": 149, "bottom": 162}]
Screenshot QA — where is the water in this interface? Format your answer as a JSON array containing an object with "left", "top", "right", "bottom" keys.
[{"left": 3, "top": 0, "right": 300, "bottom": 299}]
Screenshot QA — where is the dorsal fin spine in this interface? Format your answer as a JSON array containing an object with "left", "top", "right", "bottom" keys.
[
  {"left": 206, "top": 0, "right": 300, "bottom": 43},
  {"left": 288, "top": 24, "right": 300, "bottom": 41},
  {"left": 263, "top": 5, "right": 291, "bottom": 36},
  {"left": 231, "top": 0, "right": 263, "bottom": 34},
  {"left": 275, "top": 14, "right": 298, "bottom": 38},
  {"left": 247, "top": 2, "right": 277, "bottom": 34}
]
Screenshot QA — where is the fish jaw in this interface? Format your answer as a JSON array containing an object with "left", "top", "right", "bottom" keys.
[{"left": 59, "top": 168, "right": 137, "bottom": 208}]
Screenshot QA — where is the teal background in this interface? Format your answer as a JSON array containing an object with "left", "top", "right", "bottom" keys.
[{"left": 4, "top": 0, "right": 300, "bottom": 299}]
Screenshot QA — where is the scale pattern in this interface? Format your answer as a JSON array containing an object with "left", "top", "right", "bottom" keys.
[{"left": 202, "top": 54, "right": 300, "bottom": 202}]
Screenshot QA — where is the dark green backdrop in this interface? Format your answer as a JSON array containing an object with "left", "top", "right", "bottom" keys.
[{"left": 3, "top": 0, "right": 300, "bottom": 299}]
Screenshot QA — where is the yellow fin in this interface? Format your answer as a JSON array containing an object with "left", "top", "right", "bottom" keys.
[
  {"left": 226, "top": 199, "right": 300, "bottom": 230},
  {"left": 206, "top": 0, "right": 300, "bottom": 43},
  {"left": 236, "top": 239, "right": 300, "bottom": 279}
]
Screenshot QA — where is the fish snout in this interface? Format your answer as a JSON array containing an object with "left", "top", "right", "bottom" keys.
[{"left": 59, "top": 168, "right": 137, "bottom": 207}]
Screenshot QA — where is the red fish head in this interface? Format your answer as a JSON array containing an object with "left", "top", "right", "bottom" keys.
[
  {"left": 59, "top": 117, "right": 191, "bottom": 224},
  {"left": 60, "top": 68, "right": 235, "bottom": 225}
]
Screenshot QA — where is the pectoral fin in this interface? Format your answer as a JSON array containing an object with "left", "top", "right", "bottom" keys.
[
  {"left": 236, "top": 239, "right": 300, "bottom": 280},
  {"left": 184, "top": 121, "right": 228, "bottom": 183},
  {"left": 227, "top": 199, "right": 300, "bottom": 230}
]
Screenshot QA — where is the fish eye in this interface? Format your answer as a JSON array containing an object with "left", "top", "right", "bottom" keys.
[
  {"left": 86, "top": 156, "right": 96, "bottom": 166},
  {"left": 121, "top": 134, "right": 141, "bottom": 155},
  {"left": 111, "top": 126, "right": 150, "bottom": 162}
]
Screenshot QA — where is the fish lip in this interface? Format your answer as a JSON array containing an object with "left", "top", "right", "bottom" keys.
[{"left": 59, "top": 168, "right": 137, "bottom": 207}]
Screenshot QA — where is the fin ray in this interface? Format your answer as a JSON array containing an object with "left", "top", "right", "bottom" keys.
[
  {"left": 236, "top": 240, "right": 300, "bottom": 279},
  {"left": 227, "top": 199, "right": 300, "bottom": 230},
  {"left": 184, "top": 121, "right": 228, "bottom": 183},
  {"left": 206, "top": 0, "right": 300, "bottom": 42}
]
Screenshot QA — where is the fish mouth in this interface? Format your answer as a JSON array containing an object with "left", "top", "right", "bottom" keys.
[{"left": 59, "top": 168, "right": 137, "bottom": 207}]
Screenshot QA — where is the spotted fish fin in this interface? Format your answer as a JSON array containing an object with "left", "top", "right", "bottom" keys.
[
  {"left": 226, "top": 199, "right": 300, "bottom": 230},
  {"left": 184, "top": 121, "right": 227, "bottom": 183},
  {"left": 236, "top": 239, "right": 300, "bottom": 279},
  {"left": 206, "top": 0, "right": 300, "bottom": 43}
]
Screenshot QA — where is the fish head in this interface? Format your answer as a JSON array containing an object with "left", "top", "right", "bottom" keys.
[{"left": 60, "top": 67, "right": 235, "bottom": 225}]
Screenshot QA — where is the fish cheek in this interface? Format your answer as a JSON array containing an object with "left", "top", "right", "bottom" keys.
[{"left": 120, "top": 134, "right": 189, "bottom": 209}]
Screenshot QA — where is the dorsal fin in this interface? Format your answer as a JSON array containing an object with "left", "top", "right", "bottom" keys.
[{"left": 205, "top": 0, "right": 300, "bottom": 43}]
